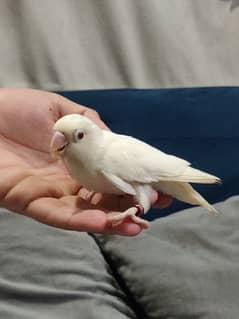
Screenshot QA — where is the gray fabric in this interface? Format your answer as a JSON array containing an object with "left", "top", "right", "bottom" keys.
[
  {"left": 1, "top": 0, "right": 239, "bottom": 90},
  {"left": 96, "top": 196, "right": 239, "bottom": 319},
  {"left": 0, "top": 209, "right": 136, "bottom": 319}
]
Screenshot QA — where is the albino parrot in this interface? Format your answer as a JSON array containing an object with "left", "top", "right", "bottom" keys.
[{"left": 50, "top": 114, "right": 220, "bottom": 229}]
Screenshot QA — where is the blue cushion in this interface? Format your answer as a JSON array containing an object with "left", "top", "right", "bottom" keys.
[{"left": 59, "top": 88, "right": 239, "bottom": 220}]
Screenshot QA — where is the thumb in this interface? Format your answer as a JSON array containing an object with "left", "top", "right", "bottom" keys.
[{"left": 53, "top": 93, "right": 109, "bottom": 130}]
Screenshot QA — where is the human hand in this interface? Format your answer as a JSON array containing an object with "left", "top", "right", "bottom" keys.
[{"left": 0, "top": 88, "right": 172, "bottom": 236}]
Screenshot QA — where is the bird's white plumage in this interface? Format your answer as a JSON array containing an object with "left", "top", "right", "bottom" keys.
[
  {"left": 51, "top": 114, "right": 220, "bottom": 225},
  {"left": 100, "top": 130, "right": 191, "bottom": 184},
  {"left": 101, "top": 170, "right": 136, "bottom": 195}
]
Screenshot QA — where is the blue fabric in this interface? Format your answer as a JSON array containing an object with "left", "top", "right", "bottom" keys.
[{"left": 59, "top": 88, "right": 239, "bottom": 220}]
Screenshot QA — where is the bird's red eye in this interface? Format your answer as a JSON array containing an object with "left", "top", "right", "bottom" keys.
[{"left": 77, "top": 132, "right": 84, "bottom": 140}]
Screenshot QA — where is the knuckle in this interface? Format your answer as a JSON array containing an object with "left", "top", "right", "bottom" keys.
[{"left": 85, "top": 108, "right": 100, "bottom": 118}]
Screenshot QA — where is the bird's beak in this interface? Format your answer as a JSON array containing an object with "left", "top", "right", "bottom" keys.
[{"left": 50, "top": 131, "right": 69, "bottom": 158}]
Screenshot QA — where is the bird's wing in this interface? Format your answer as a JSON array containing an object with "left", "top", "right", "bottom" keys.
[
  {"left": 101, "top": 171, "right": 136, "bottom": 195},
  {"left": 100, "top": 131, "right": 190, "bottom": 184}
]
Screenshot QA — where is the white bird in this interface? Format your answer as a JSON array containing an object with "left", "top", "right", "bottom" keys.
[{"left": 50, "top": 114, "right": 220, "bottom": 229}]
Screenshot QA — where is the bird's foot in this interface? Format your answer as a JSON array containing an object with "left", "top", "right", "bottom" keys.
[
  {"left": 79, "top": 188, "right": 96, "bottom": 202},
  {"left": 110, "top": 205, "right": 149, "bottom": 229},
  {"left": 84, "top": 191, "right": 96, "bottom": 202}
]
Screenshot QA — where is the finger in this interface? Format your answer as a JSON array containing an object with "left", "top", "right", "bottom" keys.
[
  {"left": 153, "top": 192, "right": 173, "bottom": 208},
  {"left": 3, "top": 175, "right": 75, "bottom": 213},
  {"left": 25, "top": 197, "right": 107, "bottom": 232},
  {"left": 0, "top": 167, "right": 31, "bottom": 202},
  {"left": 88, "top": 193, "right": 122, "bottom": 210},
  {"left": 81, "top": 192, "right": 135, "bottom": 211},
  {"left": 54, "top": 94, "right": 110, "bottom": 130},
  {"left": 44, "top": 174, "right": 80, "bottom": 195},
  {"left": 25, "top": 197, "right": 142, "bottom": 236},
  {"left": 83, "top": 109, "right": 110, "bottom": 130},
  {"left": 106, "top": 222, "right": 142, "bottom": 237},
  {"left": 79, "top": 188, "right": 172, "bottom": 212},
  {"left": 61, "top": 195, "right": 143, "bottom": 236}
]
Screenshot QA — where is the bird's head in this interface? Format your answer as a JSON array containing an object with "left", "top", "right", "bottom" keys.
[{"left": 50, "top": 114, "right": 102, "bottom": 158}]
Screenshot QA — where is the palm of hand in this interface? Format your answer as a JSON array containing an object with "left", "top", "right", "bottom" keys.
[{"left": 0, "top": 89, "right": 145, "bottom": 236}]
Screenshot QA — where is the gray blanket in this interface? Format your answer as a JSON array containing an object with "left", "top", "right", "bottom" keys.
[
  {"left": 0, "top": 209, "right": 136, "bottom": 319},
  {"left": 1, "top": 196, "right": 239, "bottom": 318},
  {"left": 96, "top": 196, "right": 239, "bottom": 318}
]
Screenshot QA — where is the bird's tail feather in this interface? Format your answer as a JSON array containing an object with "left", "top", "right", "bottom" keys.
[
  {"left": 155, "top": 181, "right": 218, "bottom": 214},
  {"left": 159, "top": 167, "right": 220, "bottom": 184}
]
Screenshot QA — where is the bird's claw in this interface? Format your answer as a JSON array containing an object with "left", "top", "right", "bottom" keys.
[{"left": 109, "top": 205, "right": 149, "bottom": 229}]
